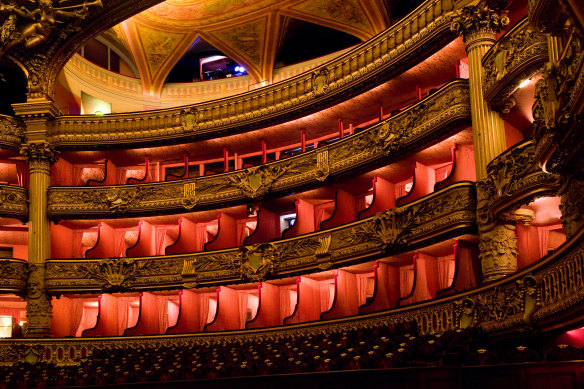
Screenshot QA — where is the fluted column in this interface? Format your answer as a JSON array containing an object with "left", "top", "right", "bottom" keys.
[
  {"left": 13, "top": 97, "right": 60, "bottom": 337},
  {"left": 452, "top": 3, "right": 517, "bottom": 281},
  {"left": 452, "top": 2, "right": 510, "bottom": 180},
  {"left": 20, "top": 142, "right": 59, "bottom": 337}
]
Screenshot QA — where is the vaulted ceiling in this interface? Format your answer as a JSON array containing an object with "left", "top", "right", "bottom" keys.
[{"left": 114, "top": 0, "right": 391, "bottom": 100}]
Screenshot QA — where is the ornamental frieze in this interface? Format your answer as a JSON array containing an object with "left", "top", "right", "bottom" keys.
[
  {"left": 45, "top": 183, "right": 477, "bottom": 293},
  {"left": 47, "top": 80, "right": 470, "bottom": 220},
  {"left": 482, "top": 17, "right": 548, "bottom": 113},
  {"left": 47, "top": 0, "right": 459, "bottom": 150},
  {"left": 0, "top": 185, "right": 28, "bottom": 221},
  {"left": 0, "top": 259, "right": 28, "bottom": 295}
]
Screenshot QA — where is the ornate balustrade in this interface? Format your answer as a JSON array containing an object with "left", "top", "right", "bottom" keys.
[
  {"left": 0, "top": 185, "right": 28, "bottom": 221},
  {"left": 0, "top": 259, "right": 28, "bottom": 295},
  {"left": 481, "top": 139, "right": 560, "bottom": 218},
  {"left": 482, "top": 17, "right": 548, "bottom": 113},
  {"left": 5, "top": 214, "right": 584, "bottom": 366},
  {"left": 47, "top": 0, "right": 459, "bottom": 150},
  {"left": 45, "top": 182, "right": 477, "bottom": 294},
  {"left": 62, "top": 49, "right": 351, "bottom": 111},
  {"left": 47, "top": 80, "right": 470, "bottom": 220}
]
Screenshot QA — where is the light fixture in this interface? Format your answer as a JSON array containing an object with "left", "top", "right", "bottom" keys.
[
  {"left": 519, "top": 78, "right": 531, "bottom": 89},
  {"left": 94, "top": 110, "right": 104, "bottom": 116}
]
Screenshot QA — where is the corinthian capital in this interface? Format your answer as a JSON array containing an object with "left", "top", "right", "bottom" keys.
[
  {"left": 451, "top": 2, "right": 510, "bottom": 43},
  {"left": 20, "top": 142, "right": 59, "bottom": 165}
]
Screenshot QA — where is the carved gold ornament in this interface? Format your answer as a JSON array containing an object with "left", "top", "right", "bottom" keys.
[{"left": 0, "top": 0, "right": 103, "bottom": 58}]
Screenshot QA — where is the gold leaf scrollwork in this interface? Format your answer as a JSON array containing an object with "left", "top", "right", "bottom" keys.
[
  {"left": 181, "top": 258, "right": 198, "bottom": 287},
  {"left": 228, "top": 163, "right": 293, "bottom": 200},
  {"left": 181, "top": 182, "right": 198, "bottom": 210},
  {"left": 312, "top": 68, "right": 329, "bottom": 95},
  {"left": 450, "top": 2, "right": 509, "bottom": 42},
  {"left": 314, "top": 234, "right": 332, "bottom": 270},
  {"left": 237, "top": 243, "right": 281, "bottom": 282},
  {"left": 87, "top": 258, "right": 143, "bottom": 292},
  {"left": 0, "top": 0, "right": 103, "bottom": 58},
  {"left": 315, "top": 149, "right": 329, "bottom": 181},
  {"left": 180, "top": 107, "right": 198, "bottom": 131}
]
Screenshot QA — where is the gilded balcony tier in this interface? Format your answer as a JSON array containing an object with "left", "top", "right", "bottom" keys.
[
  {"left": 47, "top": 80, "right": 470, "bottom": 220},
  {"left": 46, "top": 0, "right": 459, "bottom": 150},
  {"left": 5, "top": 226, "right": 584, "bottom": 365},
  {"left": 0, "top": 259, "right": 28, "bottom": 295},
  {"left": 482, "top": 17, "right": 549, "bottom": 113},
  {"left": 0, "top": 185, "right": 28, "bottom": 222},
  {"left": 483, "top": 139, "right": 560, "bottom": 217},
  {"left": 45, "top": 182, "right": 477, "bottom": 294}
]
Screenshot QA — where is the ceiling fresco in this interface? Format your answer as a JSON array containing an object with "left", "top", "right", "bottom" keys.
[{"left": 112, "top": 0, "right": 390, "bottom": 100}]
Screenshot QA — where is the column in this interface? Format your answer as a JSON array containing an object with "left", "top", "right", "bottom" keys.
[
  {"left": 20, "top": 142, "right": 58, "bottom": 336},
  {"left": 451, "top": 2, "right": 510, "bottom": 180},
  {"left": 14, "top": 98, "right": 60, "bottom": 337},
  {"left": 452, "top": 3, "right": 517, "bottom": 281}
]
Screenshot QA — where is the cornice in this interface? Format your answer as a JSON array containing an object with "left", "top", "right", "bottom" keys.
[
  {"left": 46, "top": 0, "right": 460, "bottom": 150},
  {"left": 47, "top": 80, "right": 470, "bottom": 220},
  {"left": 45, "top": 182, "right": 477, "bottom": 294},
  {"left": 0, "top": 258, "right": 28, "bottom": 296},
  {"left": 482, "top": 17, "right": 549, "bottom": 114}
]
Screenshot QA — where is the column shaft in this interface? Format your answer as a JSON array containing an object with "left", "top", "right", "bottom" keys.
[{"left": 467, "top": 32, "right": 508, "bottom": 180}]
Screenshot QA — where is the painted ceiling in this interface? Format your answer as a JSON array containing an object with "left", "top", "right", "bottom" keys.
[{"left": 114, "top": 0, "right": 391, "bottom": 100}]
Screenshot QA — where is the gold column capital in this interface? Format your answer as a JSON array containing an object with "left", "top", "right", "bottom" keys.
[
  {"left": 451, "top": 2, "right": 510, "bottom": 46},
  {"left": 20, "top": 142, "right": 59, "bottom": 167}
]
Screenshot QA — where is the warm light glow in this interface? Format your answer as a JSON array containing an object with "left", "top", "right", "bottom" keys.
[
  {"left": 0, "top": 316, "right": 12, "bottom": 338},
  {"left": 519, "top": 78, "right": 531, "bottom": 88}
]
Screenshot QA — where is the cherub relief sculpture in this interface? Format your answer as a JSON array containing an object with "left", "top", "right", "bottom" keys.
[{"left": 0, "top": 0, "right": 102, "bottom": 58}]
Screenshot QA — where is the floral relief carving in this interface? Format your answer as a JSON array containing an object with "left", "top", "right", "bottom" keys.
[
  {"left": 482, "top": 18, "right": 548, "bottom": 113},
  {"left": 450, "top": 2, "right": 509, "bottom": 42}
]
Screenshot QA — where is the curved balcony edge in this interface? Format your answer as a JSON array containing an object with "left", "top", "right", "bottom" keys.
[
  {"left": 482, "top": 17, "right": 549, "bottom": 114},
  {"left": 47, "top": 80, "right": 470, "bottom": 220},
  {"left": 485, "top": 138, "right": 560, "bottom": 218},
  {"left": 5, "top": 222, "right": 584, "bottom": 366},
  {"left": 0, "top": 185, "right": 28, "bottom": 222},
  {"left": 45, "top": 182, "right": 477, "bottom": 294},
  {"left": 47, "top": 0, "right": 459, "bottom": 150},
  {"left": 0, "top": 258, "right": 28, "bottom": 295}
]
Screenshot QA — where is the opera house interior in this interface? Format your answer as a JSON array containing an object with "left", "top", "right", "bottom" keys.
[{"left": 0, "top": 0, "right": 583, "bottom": 386}]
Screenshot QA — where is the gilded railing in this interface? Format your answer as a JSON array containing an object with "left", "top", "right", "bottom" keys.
[
  {"left": 0, "top": 185, "right": 28, "bottom": 221},
  {"left": 47, "top": 80, "right": 470, "bottom": 220},
  {"left": 5, "top": 220, "right": 584, "bottom": 366},
  {"left": 62, "top": 49, "right": 350, "bottom": 110},
  {"left": 0, "top": 258, "right": 28, "bottom": 295},
  {"left": 481, "top": 138, "right": 560, "bottom": 217},
  {"left": 482, "top": 17, "right": 548, "bottom": 113},
  {"left": 48, "top": 0, "right": 459, "bottom": 150},
  {"left": 45, "top": 182, "right": 477, "bottom": 293}
]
